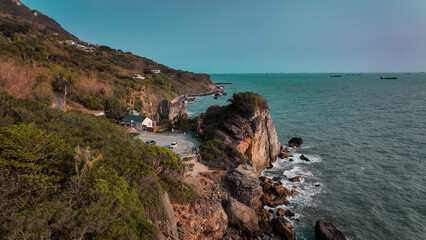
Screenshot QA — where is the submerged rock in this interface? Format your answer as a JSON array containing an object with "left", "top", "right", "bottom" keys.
[
  {"left": 279, "top": 152, "right": 293, "bottom": 159},
  {"left": 288, "top": 137, "right": 303, "bottom": 147},
  {"left": 300, "top": 154, "right": 310, "bottom": 162},
  {"left": 315, "top": 220, "right": 346, "bottom": 240},
  {"left": 289, "top": 176, "right": 303, "bottom": 182},
  {"left": 285, "top": 209, "right": 295, "bottom": 217},
  {"left": 273, "top": 185, "right": 291, "bottom": 197},
  {"left": 271, "top": 216, "right": 295, "bottom": 240}
]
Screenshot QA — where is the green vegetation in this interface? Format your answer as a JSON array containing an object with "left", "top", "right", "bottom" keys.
[
  {"left": 159, "top": 177, "right": 198, "bottom": 203},
  {"left": 0, "top": 93, "right": 194, "bottom": 239},
  {"left": 228, "top": 92, "right": 269, "bottom": 116},
  {"left": 199, "top": 139, "right": 247, "bottom": 169},
  {"left": 0, "top": 12, "right": 212, "bottom": 117}
]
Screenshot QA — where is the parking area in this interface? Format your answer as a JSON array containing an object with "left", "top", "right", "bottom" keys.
[{"left": 137, "top": 132, "right": 199, "bottom": 156}]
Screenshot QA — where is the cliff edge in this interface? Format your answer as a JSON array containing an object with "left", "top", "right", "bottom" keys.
[{"left": 196, "top": 92, "right": 281, "bottom": 174}]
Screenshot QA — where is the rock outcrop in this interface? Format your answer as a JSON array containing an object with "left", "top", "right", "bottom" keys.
[
  {"left": 315, "top": 220, "right": 346, "bottom": 240},
  {"left": 223, "top": 198, "right": 262, "bottom": 237},
  {"left": 271, "top": 216, "right": 295, "bottom": 240},
  {"left": 236, "top": 110, "right": 281, "bottom": 174},
  {"left": 224, "top": 164, "right": 262, "bottom": 208},
  {"left": 288, "top": 137, "right": 303, "bottom": 147},
  {"left": 155, "top": 98, "right": 188, "bottom": 123},
  {"left": 197, "top": 92, "right": 281, "bottom": 175}
]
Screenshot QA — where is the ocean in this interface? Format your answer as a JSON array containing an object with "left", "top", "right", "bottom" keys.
[{"left": 186, "top": 73, "right": 426, "bottom": 240}]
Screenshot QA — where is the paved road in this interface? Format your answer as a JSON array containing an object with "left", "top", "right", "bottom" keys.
[{"left": 137, "top": 132, "right": 199, "bottom": 156}]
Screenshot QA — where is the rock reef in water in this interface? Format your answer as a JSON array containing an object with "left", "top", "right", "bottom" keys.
[
  {"left": 288, "top": 137, "right": 303, "bottom": 147},
  {"left": 315, "top": 219, "right": 346, "bottom": 240}
]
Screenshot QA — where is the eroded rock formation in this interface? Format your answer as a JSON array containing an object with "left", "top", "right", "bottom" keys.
[{"left": 155, "top": 98, "right": 188, "bottom": 123}]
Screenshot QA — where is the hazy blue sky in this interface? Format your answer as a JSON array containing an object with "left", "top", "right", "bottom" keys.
[{"left": 21, "top": 0, "right": 426, "bottom": 73}]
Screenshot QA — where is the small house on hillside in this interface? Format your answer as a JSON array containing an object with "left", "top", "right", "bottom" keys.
[
  {"left": 134, "top": 74, "right": 145, "bottom": 80},
  {"left": 151, "top": 69, "right": 161, "bottom": 74},
  {"left": 121, "top": 115, "right": 154, "bottom": 131}
]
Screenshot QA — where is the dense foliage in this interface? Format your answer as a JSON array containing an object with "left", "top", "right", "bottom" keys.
[{"left": 0, "top": 93, "right": 196, "bottom": 239}]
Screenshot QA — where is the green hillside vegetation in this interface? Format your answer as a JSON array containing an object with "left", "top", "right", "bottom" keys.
[
  {"left": 0, "top": 10, "right": 212, "bottom": 117},
  {"left": 0, "top": 93, "right": 197, "bottom": 239}
]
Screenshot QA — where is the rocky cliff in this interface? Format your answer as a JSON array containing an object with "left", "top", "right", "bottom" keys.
[
  {"left": 176, "top": 92, "right": 292, "bottom": 239},
  {"left": 235, "top": 111, "right": 281, "bottom": 174},
  {"left": 154, "top": 96, "right": 188, "bottom": 123},
  {"left": 197, "top": 92, "right": 281, "bottom": 174}
]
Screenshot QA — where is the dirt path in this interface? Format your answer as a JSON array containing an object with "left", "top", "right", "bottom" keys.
[{"left": 52, "top": 91, "right": 64, "bottom": 110}]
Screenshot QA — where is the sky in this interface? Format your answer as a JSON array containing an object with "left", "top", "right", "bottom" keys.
[{"left": 21, "top": 0, "right": 426, "bottom": 73}]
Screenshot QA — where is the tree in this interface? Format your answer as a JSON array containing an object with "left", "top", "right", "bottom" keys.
[{"left": 0, "top": 124, "right": 74, "bottom": 191}]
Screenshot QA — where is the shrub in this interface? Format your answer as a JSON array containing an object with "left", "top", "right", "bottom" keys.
[
  {"left": 228, "top": 92, "right": 269, "bottom": 115},
  {"left": 199, "top": 139, "right": 247, "bottom": 169}
]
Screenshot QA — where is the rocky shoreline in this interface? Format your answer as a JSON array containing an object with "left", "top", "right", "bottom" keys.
[{"left": 158, "top": 92, "right": 346, "bottom": 239}]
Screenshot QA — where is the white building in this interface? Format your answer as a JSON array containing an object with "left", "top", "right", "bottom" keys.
[
  {"left": 134, "top": 74, "right": 145, "bottom": 80},
  {"left": 151, "top": 69, "right": 161, "bottom": 74}
]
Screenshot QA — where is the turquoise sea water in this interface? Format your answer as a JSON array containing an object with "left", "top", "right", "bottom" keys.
[{"left": 186, "top": 73, "right": 426, "bottom": 240}]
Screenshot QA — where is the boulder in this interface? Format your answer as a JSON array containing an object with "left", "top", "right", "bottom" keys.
[
  {"left": 279, "top": 152, "right": 293, "bottom": 159},
  {"left": 300, "top": 154, "right": 310, "bottom": 162},
  {"left": 259, "top": 220, "right": 273, "bottom": 234},
  {"left": 289, "top": 176, "right": 303, "bottom": 182},
  {"left": 225, "top": 164, "right": 263, "bottom": 208},
  {"left": 258, "top": 208, "right": 272, "bottom": 221},
  {"left": 203, "top": 203, "right": 228, "bottom": 237},
  {"left": 285, "top": 210, "right": 295, "bottom": 217},
  {"left": 291, "top": 188, "right": 300, "bottom": 196},
  {"left": 288, "top": 137, "right": 303, "bottom": 147},
  {"left": 315, "top": 220, "right": 346, "bottom": 240},
  {"left": 271, "top": 216, "right": 295, "bottom": 240},
  {"left": 289, "top": 158, "right": 294, "bottom": 162},
  {"left": 261, "top": 182, "right": 274, "bottom": 194},
  {"left": 272, "top": 176, "right": 282, "bottom": 182},
  {"left": 276, "top": 208, "right": 286, "bottom": 216},
  {"left": 268, "top": 196, "right": 289, "bottom": 207},
  {"left": 261, "top": 192, "right": 274, "bottom": 205},
  {"left": 273, "top": 185, "right": 292, "bottom": 197},
  {"left": 223, "top": 198, "right": 262, "bottom": 237},
  {"left": 283, "top": 147, "right": 290, "bottom": 153}
]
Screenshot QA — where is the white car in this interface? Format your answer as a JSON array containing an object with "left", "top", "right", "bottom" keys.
[{"left": 170, "top": 142, "right": 178, "bottom": 149}]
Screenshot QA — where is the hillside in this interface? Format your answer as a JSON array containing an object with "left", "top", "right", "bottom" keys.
[{"left": 0, "top": 0, "right": 214, "bottom": 118}]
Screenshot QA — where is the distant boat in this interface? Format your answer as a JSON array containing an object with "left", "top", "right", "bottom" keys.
[
  {"left": 330, "top": 74, "right": 342, "bottom": 77},
  {"left": 380, "top": 76, "right": 397, "bottom": 79}
]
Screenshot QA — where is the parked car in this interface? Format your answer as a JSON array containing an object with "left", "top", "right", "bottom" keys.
[
  {"left": 169, "top": 142, "right": 178, "bottom": 149},
  {"left": 145, "top": 140, "right": 156, "bottom": 145}
]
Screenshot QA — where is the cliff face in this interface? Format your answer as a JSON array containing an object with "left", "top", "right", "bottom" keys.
[
  {"left": 235, "top": 111, "right": 280, "bottom": 174},
  {"left": 198, "top": 92, "right": 281, "bottom": 174},
  {"left": 155, "top": 97, "right": 188, "bottom": 123}
]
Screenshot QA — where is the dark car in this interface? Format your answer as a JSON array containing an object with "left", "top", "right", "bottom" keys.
[{"left": 145, "top": 140, "right": 156, "bottom": 145}]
